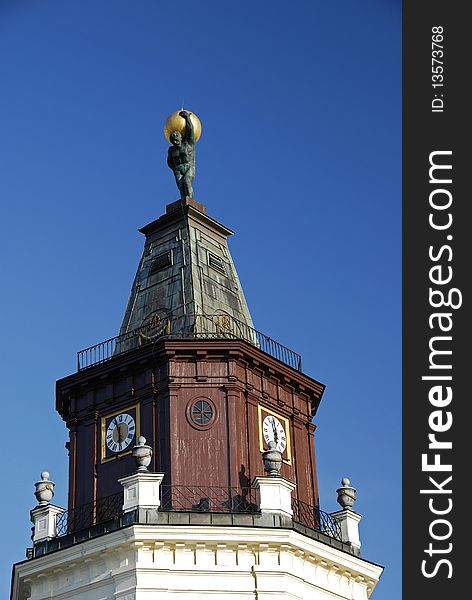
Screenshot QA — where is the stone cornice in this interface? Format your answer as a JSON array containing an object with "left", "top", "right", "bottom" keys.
[
  {"left": 138, "top": 201, "right": 234, "bottom": 240},
  {"left": 57, "top": 339, "right": 325, "bottom": 420},
  {"left": 14, "top": 523, "right": 383, "bottom": 598}
]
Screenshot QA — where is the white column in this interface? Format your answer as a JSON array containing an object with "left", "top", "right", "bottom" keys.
[
  {"left": 253, "top": 476, "right": 296, "bottom": 518},
  {"left": 118, "top": 472, "right": 165, "bottom": 512},
  {"left": 30, "top": 504, "right": 65, "bottom": 542},
  {"left": 331, "top": 509, "right": 362, "bottom": 552}
]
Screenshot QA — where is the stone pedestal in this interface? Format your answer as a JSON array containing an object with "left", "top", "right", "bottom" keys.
[
  {"left": 253, "top": 476, "right": 296, "bottom": 518},
  {"left": 30, "top": 504, "right": 65, "bottom": 542},
  {"left": 118, "top": 472, "right": 165, "bottom": 512},
  {"left": 331, "top": 509, "right": 362, "bottom": 552}
]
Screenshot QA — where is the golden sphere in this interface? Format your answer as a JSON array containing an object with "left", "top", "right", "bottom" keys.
[{"left": 164, "top": 110, "right": 202, "bottom": 143}]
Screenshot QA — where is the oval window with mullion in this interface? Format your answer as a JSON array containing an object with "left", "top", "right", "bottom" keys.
[{"left": 191, "top": 400, "right": 213, "bottom": 425}]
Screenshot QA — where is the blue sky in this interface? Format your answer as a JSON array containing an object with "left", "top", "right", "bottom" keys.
[{"left": 0, "top": 1, "right": 400, "bottom": 597}]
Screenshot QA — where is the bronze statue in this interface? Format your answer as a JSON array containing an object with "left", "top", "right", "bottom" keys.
[{"left": 167, "top": 110, "right": 196, "bottom": 199}]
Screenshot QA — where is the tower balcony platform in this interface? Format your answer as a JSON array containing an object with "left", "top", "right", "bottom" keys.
[
  {"left": 76, "top": 314, "right": 303, "bottom": 373},
  {"left": 15, "top": 481, "right": 382, "bottom": 600},
  {"left": 29, "top": 486, "right": 348, "bottom": 560}
]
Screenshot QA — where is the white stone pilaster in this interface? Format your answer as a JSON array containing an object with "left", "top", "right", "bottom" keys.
[
  {"left": 118, "top": 472, "right": 165, "bottom": 512},
  {"left": 253, "top": 476, "right": 296, "bottom": 518},
  {"left": 30, "top": 504, "right": 65, "bottom": 542},
  {"left": 331, "top": 509, "right": 362, "bottom": 551}
]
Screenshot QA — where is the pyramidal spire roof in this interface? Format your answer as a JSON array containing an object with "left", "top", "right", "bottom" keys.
[{"left": 118, "top": 197, "right": 254, "bottom": 341}]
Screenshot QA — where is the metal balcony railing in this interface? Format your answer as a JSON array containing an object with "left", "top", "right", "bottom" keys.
[
  {"left": 291, "top": 498, "right": 343, "bottom": 541},
  {"left": 77, "top": 314, "right": 302, "bottom": 372},
  {"left": 52, "top": 489, "right": 341, "bottom": 543},
  {"left": 158, "top": 485, "right": 259, "bottom": 514},
  {"left": 56, "top": 492, "right": 123, "bottom": 536}
]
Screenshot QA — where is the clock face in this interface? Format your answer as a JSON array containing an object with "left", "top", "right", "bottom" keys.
[
  {"left": 262, "top": 415, "right": 287, "bottom": 453},
  {"left": 105, "top": 413, "right": 136, "bottom": 453}
]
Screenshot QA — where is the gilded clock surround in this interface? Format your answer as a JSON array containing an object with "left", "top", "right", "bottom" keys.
[
  {"left": 101, "top": 403, "right": 141, "bottom": 463},
  {"left": 258, "top": 404, "right": 292, "bottom": 465}
]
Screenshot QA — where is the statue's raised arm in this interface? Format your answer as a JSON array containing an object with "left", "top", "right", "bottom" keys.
[{"left": 179, "top": 110, "right": 195, "bottom": 145}]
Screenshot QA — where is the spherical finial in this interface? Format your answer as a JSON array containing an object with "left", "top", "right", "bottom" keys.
[
  {"left": 137, "top": 436, "right": 146, "bottom": 446},
  {"left": 341, "top": 477, "right": 350, "bottom": 487},
  {"left": 164, "top": 110, "right": 202, "bottom": 143},
  {"left": 41, "top": 471, "right": 50, "bottom": 481}
]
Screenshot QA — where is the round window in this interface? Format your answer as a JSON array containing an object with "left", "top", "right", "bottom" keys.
[{"left": 191, "top": 400, "right": 214, "bottom": 425}]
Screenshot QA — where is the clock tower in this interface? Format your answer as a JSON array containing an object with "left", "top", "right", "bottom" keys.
[
  {"left": 11, "top": 111, "right": 383, "bottom": 600},
  {"left": 55, "top": 195, "right": 324, "bottom": 515}
]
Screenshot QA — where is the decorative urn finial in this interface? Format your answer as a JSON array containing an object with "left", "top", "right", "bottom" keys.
[
  {"left": 34, "top": 472, "right": 55, "bottom": 506},
  {"left": 336, "top": 477, "right": 357, "bottom": 510},
  {"left": 132, "top": 436, "right": 153, "bottom": 471},
  {"left": 262, "top": 441, "right": 283, "bottom": 477}
]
